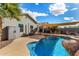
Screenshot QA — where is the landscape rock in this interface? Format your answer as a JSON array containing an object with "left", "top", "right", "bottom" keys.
[{"left": 62, "top": 39, "right": 79, "bottom": 55}]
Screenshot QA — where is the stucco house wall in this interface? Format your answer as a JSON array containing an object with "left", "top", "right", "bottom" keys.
[{"left": 2, "top": 14, "right": 37, "bottom": 40}]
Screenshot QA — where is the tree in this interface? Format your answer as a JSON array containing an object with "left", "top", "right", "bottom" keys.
[
  {"left": 0, "top": 3, "right": 22, "bottom": 40},
  {"left": 51, "top": 26, "right": 58, "bottom": 33}
]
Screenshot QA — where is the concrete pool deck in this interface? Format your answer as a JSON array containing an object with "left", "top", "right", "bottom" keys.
[
  {"left": 0, "top": 37, "right": 38, "bottom": 56},
  {"left": 0, "top": 34, "right": 79, "bottom": 56}
]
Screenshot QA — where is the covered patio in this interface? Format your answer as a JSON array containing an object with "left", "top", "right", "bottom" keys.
[{"left": 37, "top": 21, "right": 79, "bottom": 34}]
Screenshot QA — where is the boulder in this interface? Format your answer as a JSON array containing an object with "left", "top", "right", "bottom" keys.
[
  {"left": 62, "top": 39, "right": 79, "bottom": 55},
  {"left": 75, "top": 50, "right": 79, "bottom": 56}
]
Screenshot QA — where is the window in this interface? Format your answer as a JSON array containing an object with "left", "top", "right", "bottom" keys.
[
  {"left": 30, "top": 25, "right": 33, "bottom": 31},
  {"left": 19, "top": 24, "right": 23, "bottom": 32}
]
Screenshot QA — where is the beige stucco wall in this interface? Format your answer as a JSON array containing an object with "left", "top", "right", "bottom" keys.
[{"left": 2, "top": 15, "right": 37, "bottom": 40}]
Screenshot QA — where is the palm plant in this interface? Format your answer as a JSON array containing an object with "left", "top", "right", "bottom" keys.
[{"left": 0, "top": 3, "right": 22, "bottom": 40}]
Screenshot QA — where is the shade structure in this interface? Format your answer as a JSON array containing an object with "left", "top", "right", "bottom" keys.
[{"left": 41, "top": 21, "right": 79, "bottom": 27}]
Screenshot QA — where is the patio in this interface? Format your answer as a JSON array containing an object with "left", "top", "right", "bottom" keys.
[{"left": 0, "top": 37, "right": 38, "bottom": 56}]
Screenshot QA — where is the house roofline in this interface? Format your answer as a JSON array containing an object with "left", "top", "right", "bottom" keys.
[{"left": 22, "top": 13, "right": 37, "bottom": 24}]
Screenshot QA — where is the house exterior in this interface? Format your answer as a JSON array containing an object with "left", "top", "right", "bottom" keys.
[{"left": 2, "top": 14, "right": 37, "bottom": 40}]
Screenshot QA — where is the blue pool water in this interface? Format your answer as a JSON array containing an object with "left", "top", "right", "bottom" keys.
[{"left": 27, "top": 36, "right": 70, "bottom": 56}]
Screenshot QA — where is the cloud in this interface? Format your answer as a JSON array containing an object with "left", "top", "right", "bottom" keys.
[
  {"left": 64, "top": 17, "right": 78, "bottom": 22},
  {"left": 71, "top": 19, "right": 77, "bottom": 22},
  {"left": 35, "top": 3, "right": 39, "bottom": 5},
  {"left": 64, "top": 17, "right": 74, "bottom": 20},
  {"left": 20, "top": 7, "right": 27, "bottom": 13},
  {"left": 49, "top": 3, "right": 68, "bottom": 16},
  {"left": 71, "top": 8, "right": 78, "bottom": 11},
  {"left": 25, "top": 10, "right": 48, "bottom": 20},
  {"left": 20, "top": 8, "right": 48, "bottom": 20}
]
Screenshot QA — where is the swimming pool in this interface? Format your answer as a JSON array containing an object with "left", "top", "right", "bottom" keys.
[{"left": 27, "top": 36, "right": 70, "bottom": 56}]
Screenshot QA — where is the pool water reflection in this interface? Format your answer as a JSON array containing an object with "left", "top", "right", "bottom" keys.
[{"left": 27, "top": 36, "right": 70, "bottom": 56}]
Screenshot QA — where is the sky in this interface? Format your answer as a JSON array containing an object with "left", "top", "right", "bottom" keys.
[{"left": 20, "top": 3, "right": 79, "bottom": 24}]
